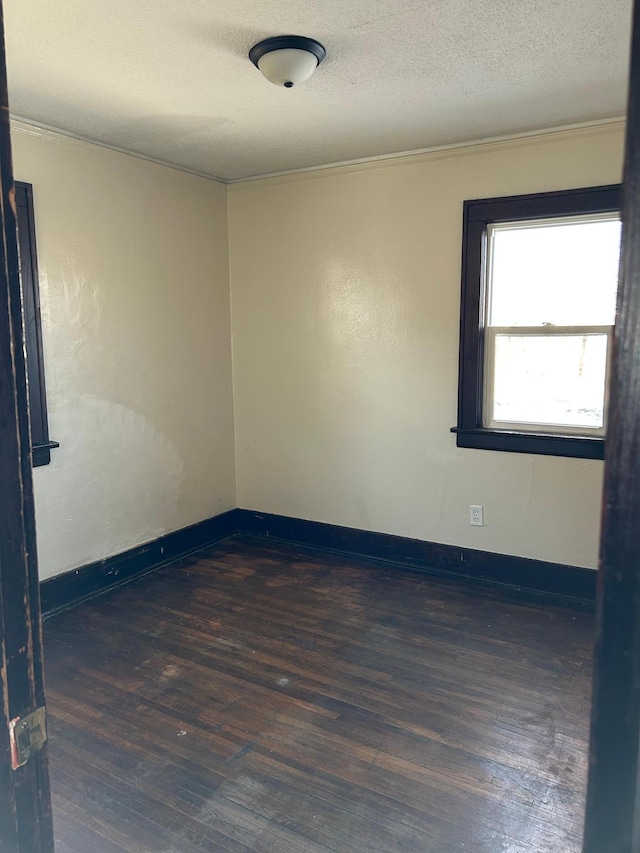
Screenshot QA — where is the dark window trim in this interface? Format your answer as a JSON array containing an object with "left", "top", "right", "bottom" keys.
[
  {"left": 15, "top": 181, "right": 58, "bottom": 466},
  {"left": 452, "top": 183, "right": 621, "bottom": 460}
]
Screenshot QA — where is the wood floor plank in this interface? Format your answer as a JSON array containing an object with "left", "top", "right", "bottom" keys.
[
  {"left": 51, "top": 808, "right": 130, "bottom": 853},
  {"left": 44, "top": 535, "right": 593, "bottom": 852}
]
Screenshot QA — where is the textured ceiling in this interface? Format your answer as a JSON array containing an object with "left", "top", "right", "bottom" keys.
[{"left": 3, "top": 0, "right": 633, "bottom": 181}]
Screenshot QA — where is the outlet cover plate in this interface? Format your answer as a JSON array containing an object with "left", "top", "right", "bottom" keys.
[{"left": 470, "top": 505, "right": 484, "bottom": 526}]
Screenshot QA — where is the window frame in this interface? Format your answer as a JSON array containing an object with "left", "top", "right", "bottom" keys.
[
  {"left": 15, "top": 181, "right": 57, "bottom": 467},
  {"left": 452, "top": 184, "right": 621, "bottom": 460}
]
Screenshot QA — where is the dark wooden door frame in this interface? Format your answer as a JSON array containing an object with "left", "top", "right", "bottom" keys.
[
  {"left": 583, "top": 2, "right": 640, "bottom": 849},
  {"left": 0, "top": 1, "right": 54, "bottom": 849}
]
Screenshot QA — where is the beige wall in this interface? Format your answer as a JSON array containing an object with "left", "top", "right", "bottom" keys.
[
  {"left": 11, "top": 122, "right": 236, "bottom": 581},
  {"left": 228, "top": 123, "right": 625, "bottom": 570}
]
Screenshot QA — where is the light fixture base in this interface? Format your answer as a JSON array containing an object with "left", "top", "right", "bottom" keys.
[{"left": 249, "top": 35, "right": 326, "bottom": 68}]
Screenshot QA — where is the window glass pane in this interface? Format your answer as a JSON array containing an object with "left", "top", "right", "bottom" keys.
[
  {"left": 490, "top": 333, "right": 608, "bottom": 430},
  {"left": 488, "top": 217, "right": 621, "bottom": 327}
]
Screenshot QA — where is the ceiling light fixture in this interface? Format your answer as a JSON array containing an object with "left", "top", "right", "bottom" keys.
[{"left": 249, "top": 35, "right": 326, "bottom": 88}]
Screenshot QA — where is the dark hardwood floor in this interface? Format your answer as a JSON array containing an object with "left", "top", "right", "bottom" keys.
[{"left": 44, "top": 535, "right": 594, "bottom": 853}]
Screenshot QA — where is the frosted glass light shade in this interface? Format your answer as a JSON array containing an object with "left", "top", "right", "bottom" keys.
[
  {"left": 258, "top": 49, "right": 319, "bottom": 87},
  {"left": 249, "top": 36, "right": 326, "bottom": 88}
]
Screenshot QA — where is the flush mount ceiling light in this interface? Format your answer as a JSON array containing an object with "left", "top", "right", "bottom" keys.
[{"left": 249, "top": 35, "right": 326, "bottom": 88}]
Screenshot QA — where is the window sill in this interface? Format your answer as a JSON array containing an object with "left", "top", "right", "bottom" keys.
[
  {"left": 32, "top": 440, "right": 59, "bottom": 468},
  {"left": 451, "top": 427, "right": 604, "bottom": 460}
]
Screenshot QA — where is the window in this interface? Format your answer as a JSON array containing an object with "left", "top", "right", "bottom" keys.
[
  {"left": 15, "top": 181, "right": 57, "bottom": 467},
  {"left": 453, "top": 184, "right": 621, "bottom": 459}
]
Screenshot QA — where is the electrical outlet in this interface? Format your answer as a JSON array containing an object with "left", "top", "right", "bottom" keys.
[{"left": 470, "top": 505, "right": 484, "bottom": 527}]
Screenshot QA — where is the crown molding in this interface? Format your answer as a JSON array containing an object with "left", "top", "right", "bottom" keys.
[
  {"left": 10, "top": 115, "right": 226, "bottom": 185},
  {"left": 9, "top": 114, "right": 625, "bottom": 189},
  {"left": 227, "top": 117, "right": 626, "bottom": 190}
]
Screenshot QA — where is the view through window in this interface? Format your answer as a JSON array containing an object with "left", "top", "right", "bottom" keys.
[{"left": 485, "top": 214, "right": 621, "bottom": 435}]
